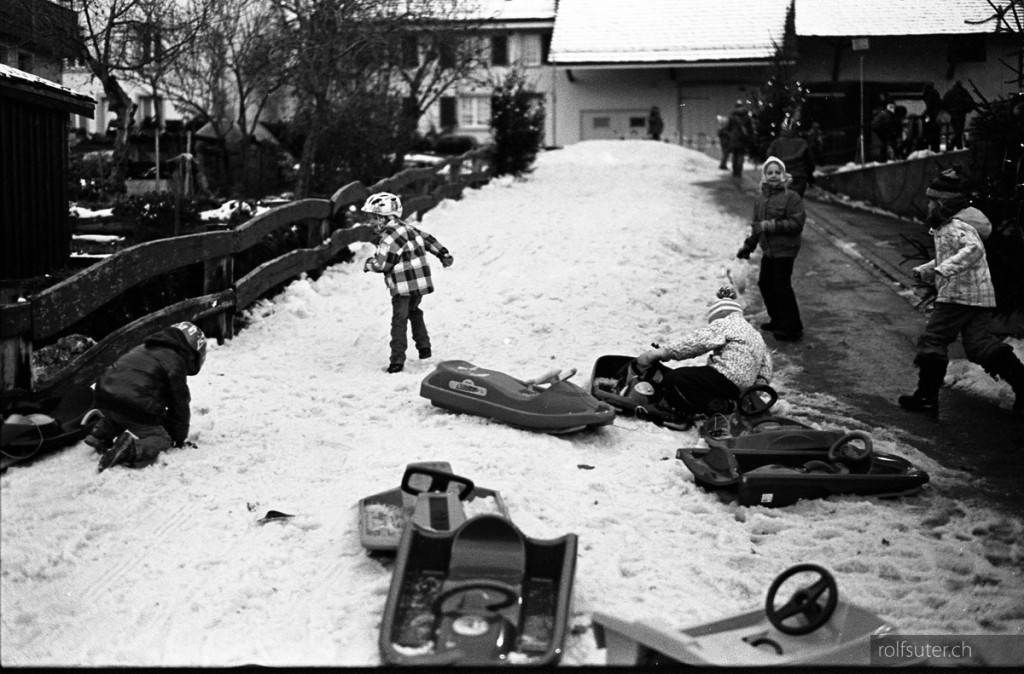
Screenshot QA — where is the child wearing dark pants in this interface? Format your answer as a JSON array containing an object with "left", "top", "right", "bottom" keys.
[
  {"left": 900, "top": 169, "right": 1024, "bottom": 414},
  {"left": 86, "top": 322, "right": 207, "bottom": 471},
  {"left": 636, "top": 288, "right": 773, "bottom": 417},
  {"left": 361, "top": 192, "right": 453, "bottom": 373},
  {"left": 737, "top": 156, "right": 806, "bottom": 341}
]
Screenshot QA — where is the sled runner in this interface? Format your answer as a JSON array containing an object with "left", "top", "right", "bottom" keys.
[
  {"left": 676, "top": 431, "right": 929, "bottom": 507},
  {"left": 1, "top": 385, "right": 98, "bottom": 471},
  {"left": 590, "top": 355, "right": 776, "bottom": 429},
  {"left": 359, "top": 462, "right": 509, "bottom": 552},
  {"left": 420, "top": 360, "right": 615, "bottom": 434},
  {"left": 593, "top": 563, "right": 920, "bottom": 666},
  {"left": 379, "top": 513, "right": 578, "bottom": 666}
]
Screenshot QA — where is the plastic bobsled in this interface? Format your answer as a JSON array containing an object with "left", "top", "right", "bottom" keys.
[
  {"left": 359, "top": 462, "right": 509, "bottom": 553},
  {"left": 677, "top": 430, "right": 930, "bottom": 507},
  {"left": 593, "top": 563, "right": 921, "bottom": 666},
  {"left": 379, "top": 513, "right": 578, "bottom": 666},
  {"left": 590, "top": 355, "right": 777, "bottom": 429},
  {"left": 1, "top": 385, "right": 98, "bottom": 471},
  {"left": 420, "top": 360, "right": 615, "bottom": 434}
]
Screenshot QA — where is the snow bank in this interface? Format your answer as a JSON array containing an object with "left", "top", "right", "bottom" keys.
[{"left": 3, "top": 141, "right": 1021, "bottom": 667}]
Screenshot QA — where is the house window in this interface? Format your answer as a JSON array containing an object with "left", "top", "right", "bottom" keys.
[
  {"left": 593, "top": 117, "right": 610, "bottom": 129},
  {"left": 520, "top": 34, "right": 542, "bottom": 67},
  {"left": 401, "top": 35, "right": 418, "bottom": 68},
  {"left": 459, "top": 95, "right": 491, "bottom": 128},
  {"left": 438, "top": 39, "right": 457, "bottom": 69},
  {"left": 629, "top": 116, "right": 646, "bottom": 129},
  {"left": 491, "top": 34, "right": 508, "bottom": 66}
]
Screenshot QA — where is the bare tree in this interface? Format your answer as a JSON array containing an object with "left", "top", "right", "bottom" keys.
[
  {"left": 161, "top": 0, "right": 290, "bottom": 194},
  {"left": 270, "top": 0, "right": 494, "bottom": 196},
  {"left": 383, "top": 1, "right": 493, "bottom": 155},
  {"left": 54, "top": 0, "right": 212, "bottom": 188}
]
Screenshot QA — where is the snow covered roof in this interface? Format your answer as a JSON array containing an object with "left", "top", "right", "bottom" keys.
[
  {"left": 0, "top": 63, "right": 95, "bottom": 115},
  {"left": 549, "top": 0, "right": 791, "bottom": 66},
  {"left": 424, "top": 0, "right": 556, "bottom": 24},
  {"left": 794, "top": 0, "right": 1007, "bottom": 36}
]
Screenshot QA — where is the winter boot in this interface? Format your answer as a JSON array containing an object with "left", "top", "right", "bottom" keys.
[
  {"left": 986, "top": 347, "right": 1024, "bottom": 415},
  {"left": 98, "top": 431, "right": 137, "bottom": 472},
  {"left": 898, "top": 356, "right": 947, "bottom": 413}
]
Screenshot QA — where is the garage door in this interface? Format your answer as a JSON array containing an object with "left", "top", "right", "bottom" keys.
[{"left": 580, "top": 110, "right": 648, "bottom": 141}]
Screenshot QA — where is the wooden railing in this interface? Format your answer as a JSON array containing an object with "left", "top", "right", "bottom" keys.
[{"left": 0, "top": 147, "right": 493, "bottom": 400}]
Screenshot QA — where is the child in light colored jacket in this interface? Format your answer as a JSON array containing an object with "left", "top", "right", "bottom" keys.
[
  {"left": 636, "top": 287, "right": 772, "bottom": 416},
  {"left": 361, "top": 192, "right": 453, "bottom": 373},
  {"left": 899, "top": 168, "right": 1024, "bottom": 414}
]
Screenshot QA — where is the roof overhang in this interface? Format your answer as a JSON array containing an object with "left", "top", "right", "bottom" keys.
[{"left": 0, "top": 65, "right": 95, "bottom": 117}]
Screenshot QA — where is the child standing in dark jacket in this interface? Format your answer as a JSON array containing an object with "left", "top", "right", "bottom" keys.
[
  {"left": 86, "top": 321, "right": 207, "bottom": 471},
  {"left": 737, "top": 156, "right": 806, "bottom": 341},
  {"left": 361, "top": 192, "right": 453, "bottom": 373}
]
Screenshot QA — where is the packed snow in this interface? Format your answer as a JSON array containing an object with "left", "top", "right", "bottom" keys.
[{"left": 2, "top": 141, "right": 1022, "bottom": 667}]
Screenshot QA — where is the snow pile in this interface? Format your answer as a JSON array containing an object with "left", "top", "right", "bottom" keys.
[{"left": 2, "top": 141, "right": 1021, "bottom": 667}]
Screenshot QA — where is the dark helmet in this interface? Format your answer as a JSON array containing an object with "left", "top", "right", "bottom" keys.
[{"left": 172, "top": 321, "right": 207, "bottom": 374}]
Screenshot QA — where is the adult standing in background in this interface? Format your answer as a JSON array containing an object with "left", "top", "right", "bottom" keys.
[
  {"left": 942, "top": 81, "right": 975, "bottom": 150},
  {"left": 921, "top": 82, "right": 943, "bottom": 152},
  {"left": 724, "top": 100, "right": 753, "bottom": 179},
  {"left": 647, "top": 106, "right": 664, "bottom": 141},
  {"left": 766, "top": 117, "right": 814, "bottom": 197}
]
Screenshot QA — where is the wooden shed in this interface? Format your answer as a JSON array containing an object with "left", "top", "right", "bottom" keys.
[{"left": 1, "top": 64, "right": 94, "bottom": 283}]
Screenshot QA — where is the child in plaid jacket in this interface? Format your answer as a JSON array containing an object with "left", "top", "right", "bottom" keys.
[{"left": 361, "top": 192, "right": 454, "bottom": 373}]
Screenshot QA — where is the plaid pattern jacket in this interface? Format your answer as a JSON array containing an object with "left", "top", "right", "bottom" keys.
[
  {"left": 914, "top": 214, "right": 996, "bottom": 308},
  {"left": 367, "top": 220, "right": 449, "bottom": 296}
]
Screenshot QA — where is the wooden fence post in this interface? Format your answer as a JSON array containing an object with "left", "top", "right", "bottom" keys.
[
  {"left": 0, "top": 298, "right": 33, "bottom": 395},
  {"left": 201, "top": 254, "right": 235, "bottom": 343}
]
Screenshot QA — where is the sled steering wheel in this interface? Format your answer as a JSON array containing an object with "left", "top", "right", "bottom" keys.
[
  {"left": 738, "top": 385, "right": 779, "bottom": 416},
  {"left": 827, "top": 430, "right": 874, "bottom": 468},
  {"left": 765, "top": 564, "right": 838, "bottom": 635},
  {"left": 432, "top": 580, "right": 520, "bottom": 620}
]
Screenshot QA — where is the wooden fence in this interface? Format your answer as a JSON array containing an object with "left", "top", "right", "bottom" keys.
[{"left": 0, "top": 148, "right": 493, "bottom": 400}]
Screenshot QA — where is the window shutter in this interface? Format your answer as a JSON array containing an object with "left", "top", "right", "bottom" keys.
[
  {"left": 491, "top": 34, "right": 508, "bottom": 66},
  {"left": 440, "top": 97, "right": 457, "bottom": 129}
]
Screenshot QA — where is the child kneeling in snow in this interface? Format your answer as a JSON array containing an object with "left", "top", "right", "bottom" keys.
[
  {"left": 361, "top": 192, "right": 453, "bottom": 373},
  {"left": 635, "top": 287, "right": 773, "bottom": 416},
  {"left": 85, "top": 322, "right": 207, "bottom": 471}
]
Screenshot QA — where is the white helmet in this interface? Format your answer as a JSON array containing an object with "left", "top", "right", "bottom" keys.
[{"left": 361, "top": 192, "right": 402, "bottom": 217}]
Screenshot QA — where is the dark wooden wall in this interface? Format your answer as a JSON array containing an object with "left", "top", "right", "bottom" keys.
[{"left": 1, "top": 94, "right": 72, "bottom": 280}]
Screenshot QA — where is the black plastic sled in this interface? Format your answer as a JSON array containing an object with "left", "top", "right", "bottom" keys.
[
  {"left": 420, "top": 360, "right": 615, "bottom": 434},
  {"left": 358, "top": 462, "right": 509, "bottom": 553},
  {"left": 590, "top": 355, "right": 777, "bottom": 429},
  {"left": 1, "top": 385, "right": 98, "bottom": 471},
  {"left": 677, "top": 430, "right": 929, "bottom": 507},
  {"left": 379, "top": 513, "right": 578, "bottom": 666}
]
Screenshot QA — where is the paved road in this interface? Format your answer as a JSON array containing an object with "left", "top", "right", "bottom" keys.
[{"left": 703, "top": 171, "right": 1023, "bottom": 518}]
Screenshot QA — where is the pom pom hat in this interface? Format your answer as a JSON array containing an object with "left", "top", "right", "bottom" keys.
[
  {"left": 925, "top": 168, "right": 964, "bottom": 202},
  {"left": 707, "top": 286, "right": 743, "bottom": 323}
]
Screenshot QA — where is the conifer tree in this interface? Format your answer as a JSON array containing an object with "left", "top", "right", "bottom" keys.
[{"left": 490, "top": 69, "right": 545, "bottom": 177}]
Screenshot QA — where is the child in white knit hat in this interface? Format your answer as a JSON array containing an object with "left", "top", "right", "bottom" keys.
[
  {"left": 636, "top": 287, "right": 773, "bottom": 417},
  {"left": 736, "top": 156, "right": 806, "bottom": 341}
]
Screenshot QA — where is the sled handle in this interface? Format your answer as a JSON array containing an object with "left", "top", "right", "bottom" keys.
[
  {"left": 524, "top": 367, "right": 576, "bottom": 388},
  {"left": 401, "top": 466, "right": 475, "bottom": 500}
]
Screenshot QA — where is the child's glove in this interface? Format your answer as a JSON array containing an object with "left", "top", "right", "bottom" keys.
[
  {"left": 441, "top": 254, "right": 454, "bottom": 268},
  {"left": 736, "top": 246, "right": 753, "bottom": 260},
  {"left": 636, "top": 349, "right": 664, "bottom": 371}
]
